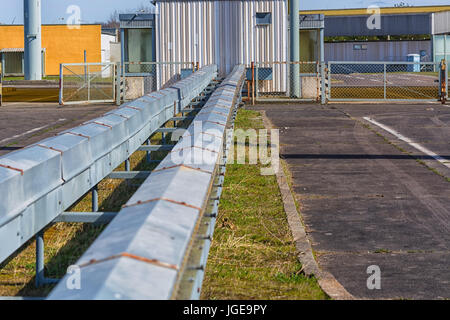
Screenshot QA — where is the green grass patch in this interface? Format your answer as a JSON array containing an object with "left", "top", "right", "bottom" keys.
[{"left": 201, "top": 109, "right": 327, "bottom": 300}]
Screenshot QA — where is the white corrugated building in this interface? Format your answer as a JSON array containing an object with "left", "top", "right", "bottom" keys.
[{"left": 155, "top": 0, "right": 288, "bottom": 76}]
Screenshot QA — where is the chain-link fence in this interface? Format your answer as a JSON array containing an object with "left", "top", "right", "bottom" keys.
[
  {"left": 0, "top": 62, "right": 3, "bottom": 106},
  {"left": 327, "top": 61, "right": 446, "bottom": 102},
  {"left": 247, "top": 61, "right": 323, "bottom": 102},
  {"left": 59, "top": 63, "right": 116, "bottom": 105},
  {"left": 121, "top": 62, "right": 196, "bottom": 101}
]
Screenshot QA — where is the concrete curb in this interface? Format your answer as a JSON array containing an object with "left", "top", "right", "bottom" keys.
[{"left": 259, "top": 109, "right": 355, "bottom": 300}]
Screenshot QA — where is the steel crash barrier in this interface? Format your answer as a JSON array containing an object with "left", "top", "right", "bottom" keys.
[
  {"left": 47, "top": 65, "right": 246, "bottom": 299},
  {"left": 0, "top": 65, "right": 219, "bottom": 280}
]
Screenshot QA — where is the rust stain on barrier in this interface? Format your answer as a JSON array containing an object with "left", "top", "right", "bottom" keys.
[
  {"left": 124, "top": 106, "right": 142, "bottom": 111},
  {"left": 151, "top": 164, "right": 213, "bottom": 175},
  {"left": 204, "top": 120, "right": 226, "bottom": 127},
  {"left": 91, "top": 122, "right": 113, "bottom": 129},
  {"left": 64, "top": 132, "right": 90, "bottom": 140},
  {"left": 0, "top": 164, "right": 24, "bottom": 175},
  {"left": 110, "top": 113, "right": 130, "bottom": 119},
  {"left": 123, "top": 197, "right": 202, "bottom": 211},
  {"left": 79, "top": 252, "right": 179, "bottom": 271},
  {"left": 37, "top": 144, "right": 64, "bottom": 155}
]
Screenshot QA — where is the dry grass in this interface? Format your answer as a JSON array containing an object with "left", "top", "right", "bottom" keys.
[
  {"left": 0, "top": 128, "right": 173, "bottom": 297},
  {"left": 201, "top": 109, "right": 328, "bottom": 300}
]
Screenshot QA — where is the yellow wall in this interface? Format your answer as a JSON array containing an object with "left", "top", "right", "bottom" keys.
[
  {"left": 0, "top": 24, "right": 101, "bottom": 75},
  {"left": 301, "top": 5, "right": 450, "bottom": 16}
]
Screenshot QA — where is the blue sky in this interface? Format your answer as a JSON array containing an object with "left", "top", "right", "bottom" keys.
[{"left": 0, "top": 0, "right": 448, "bottom": 25}]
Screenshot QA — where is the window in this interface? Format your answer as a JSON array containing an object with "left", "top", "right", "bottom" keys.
[
  {"left": 126, "top": 28, "right": 153, "bottom": 73},
  {"left": 256, "top": 12, "right": 272, "bottom": 25},
  {"left": 354, "top": 44, "right": 368, "bottom": 51}
]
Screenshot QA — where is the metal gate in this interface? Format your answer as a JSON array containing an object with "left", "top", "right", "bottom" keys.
[
  {"left": 250, "top": 61, "right": 324, "bottom": 103},
  {"left": 59, "top": 62, "right": 116, "bottom": 105},
  {"left": 327, "top": 61, "right": 447, "bottom": 102}
]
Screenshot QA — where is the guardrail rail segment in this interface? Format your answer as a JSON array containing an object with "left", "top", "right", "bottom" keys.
[
  {"left": 0, "top": 65, "right": 218, "bottom": 275},
  {"left": 47, "top": 64, "right": 245, "bottom": 300}
]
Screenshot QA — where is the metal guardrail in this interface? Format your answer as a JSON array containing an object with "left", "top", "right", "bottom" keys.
[
  {"left": 0, "top": 65, "right": 218, "bottom": 269},
  {"left": 47, "top": 65, "right": 246, "bottom": 300}
]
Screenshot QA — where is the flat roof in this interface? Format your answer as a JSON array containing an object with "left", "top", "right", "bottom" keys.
[{"left": 301, "top": 5, "right": 450, "bottom": 16}]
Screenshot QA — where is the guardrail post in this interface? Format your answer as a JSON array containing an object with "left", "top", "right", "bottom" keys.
[
  {"left": 146, "top": 139, "right": 151, "bottom": 163},
  {"left": 35, "top": 230, "right": 45, "bottom": 287},
  {"left": 125, "top": 158, "right": 130, "bottom": 172},
  {"left": 92, "top": 185, "right": 98, "bottom": 212}
]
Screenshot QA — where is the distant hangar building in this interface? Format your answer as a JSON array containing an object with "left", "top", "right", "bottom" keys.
[
  {"left": 0, "top": 24, "right": 102, "bottom": 76},
  {"left": 301, "top": 5, "right": 450, "bottom": 63}
]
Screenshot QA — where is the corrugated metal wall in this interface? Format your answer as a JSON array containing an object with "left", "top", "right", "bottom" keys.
[
  {"left": 433, "top": 11, "right": 450, "bottom": 35},
  {"left": 325, "top": 40, "right": 432, "bottom": 62},
  {"left": 324, "top": 14, "right": 432, "bottom": 37},
  {"left": 156, "top": 0, "right": 288, "bottom": 78}
]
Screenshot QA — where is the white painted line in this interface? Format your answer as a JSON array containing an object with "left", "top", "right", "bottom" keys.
[
  {"left": 0, "top": 119, "right": 67, "bottom": 145},
  {"left": 363, "top": 117, "right": 450, "bottom": 169}
]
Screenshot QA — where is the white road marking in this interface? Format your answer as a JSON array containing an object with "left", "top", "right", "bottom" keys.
[
  {"left": 0, "top": 119, "right": 67, "bottom": 145},
  {"left": 363, "top": 117, "right": 450, "bottom": 169}
]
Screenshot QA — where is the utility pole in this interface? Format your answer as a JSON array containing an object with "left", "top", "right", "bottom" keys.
[
  {"left": 289, "top": 0, "right": 300, "bottom": 97},
  {"left": 24, "top": 0, "right": 42, "bottom": 80}
]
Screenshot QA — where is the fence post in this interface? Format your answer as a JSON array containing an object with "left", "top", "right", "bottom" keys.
[
  {"left": 320, "top": 62, "right": 326, "bottom": 105},
  {"left": 444, "top": 59, "right": 448, "bottom": 103},
  {"left": 327, "top": 62, "right": 331, "bottom": 101},
  {"left": 0, "top": 62, "right": 2, "bottom": 107},
  {"left": 116, "top": 62, "right": 121, "bottom": 105},
  {"left": 441, "top": 59, "right": 448, "bottom": 104},
  {"left": 87, "top": 64, "right": 91, "bottom": 102},
  {"left": 383, "top": 63, "right": 387, "bottom": 100},
  {"left": 251, "top": 62, "right": 255, "bottom": 105},
  {"left": 59, "top": 63, "right": 63, "bottom": 105}
]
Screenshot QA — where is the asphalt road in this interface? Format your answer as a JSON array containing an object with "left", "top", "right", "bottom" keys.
[
  {"left": 254, "top": 103, "right": 450, "bottom": 299},
  {"left": 0, "top": 102, "right": 117, "bottom": 157}
]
